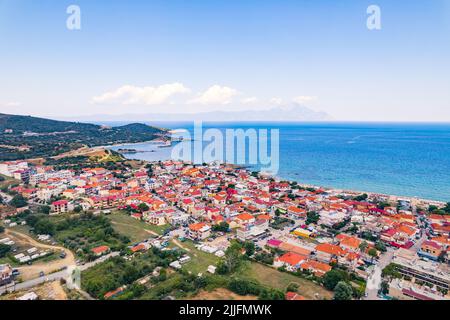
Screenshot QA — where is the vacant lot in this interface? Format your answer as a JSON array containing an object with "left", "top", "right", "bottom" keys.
[
  {"left": 172, "top": 240, "right": 220, "bottom": 275},
  {"left": 242, "top": 262, "right": 333, "bottom": 300},
  {"left": 107, "top": 211, "right": 168, "bottom": 243},
  {"left": 0, "top": 281, "right": 68, "bottom": 300},
  {"left": 190, "top": 288, "right": 257, "bottom": 300}
]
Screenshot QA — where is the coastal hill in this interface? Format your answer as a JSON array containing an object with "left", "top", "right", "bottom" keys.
[{"left": 0, "top": 113, "right": 166, "bottom": 161}]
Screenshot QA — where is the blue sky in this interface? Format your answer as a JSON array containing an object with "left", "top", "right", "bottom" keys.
[{"left": 0, "top": 0, "right": 449, "bottom": 121}]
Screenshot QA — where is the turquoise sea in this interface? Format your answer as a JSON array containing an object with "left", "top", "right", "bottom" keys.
[{"left": 106, "top": 122, "right": 450, "bottom": 202}]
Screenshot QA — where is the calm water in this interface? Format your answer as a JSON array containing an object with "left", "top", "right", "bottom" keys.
[{"left": 106, "top": 122, "right": 450, "bottom": 202}]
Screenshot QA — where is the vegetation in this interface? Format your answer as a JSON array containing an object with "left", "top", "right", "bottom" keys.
[
  {"left": 306, "top": 211, "right": 320, "bottom": 225},
  {"left": 26, "top": 213, "right": 130, "bottom": 260},
  {"left": 333, "top": 281, "right": 353, "bottom": 300},
  {"left": 0, "top": 113, "right": 166, "bottom": 160},
  {"left": 82, "top": 247, "right": 182, "bottom": 299},
  {"left": 0, "top": 243, "right": 11, "bottom": 258},
  {"left": 382, "top": 263, "right": 402, "bottom": 279}
]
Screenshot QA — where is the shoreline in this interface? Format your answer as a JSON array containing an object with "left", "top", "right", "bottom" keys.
[{"left": 100, "top": 141, "right": 449, "bottom": 206}]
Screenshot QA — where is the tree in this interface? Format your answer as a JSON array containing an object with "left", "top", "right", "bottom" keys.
[
  {"left": 138, "top": 203, "right": 149, "bottom": 212},
  {"left": 323, "top": 269, "right": 348, "bottom": 291},
  {"left": 353, "top": 193, "right": 368, "bottom": 202},
  {"left": 359, "top": 240, "right": 368, "bottom": 253},
  {"left": 382, "top": 263, "right": 401, "bottom": 279},
  {"left": 0, "top": 225, "right": 4, "bottom": 234},
  {"left": 375, "top": 241, "right": 386, "bottom": 252},
  {"left": 243, "top": 241, "right": 255, "bottom": 257},
  {"left": 10, "top": 194, "right": 27, "bottom": 208},
  {"left": 306, "top": 211, "right": 320, "bottom": 225},
  {"left": 212, "top": 222, "right": 229, "bottom": 232},
  {"left": 34, "top": 219, "right": 56, "bottom": 235},
  {"left": 218, "top": 241, "right": 243, "bottom": 274},
  {"left": 0, "top": 243, "right": 11, "bottom": 258},
  {"left": 74, "top": 205, "right": 82, "bottom": 213},
  {"left": 38, "top": 205, "right": 51, "bottom": 215},
  {"left": 334, "top": 281, "right": 353, "bottom": 300},
  {"left": 443, "top": 202, "right": 450, "bottom": 214}
]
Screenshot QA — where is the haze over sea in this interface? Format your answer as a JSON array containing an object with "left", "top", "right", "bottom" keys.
[{"left": 105, "top": 122, "right": 450, "bottom": 202}]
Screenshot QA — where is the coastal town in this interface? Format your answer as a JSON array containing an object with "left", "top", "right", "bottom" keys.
[{"left": 0, "top": 156, "right": 449, "bottom": 301}]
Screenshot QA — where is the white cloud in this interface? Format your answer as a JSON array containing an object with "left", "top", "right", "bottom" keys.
[
  {"left": 1, "top": 101, "right": 21, "bottom": 107},
  {"left": 91, "top": 83, "right": 191, "bottom": 105},
  {"left": 293, "top": 96, "right": 318, "bottom": 104},
  {"left": 269, "top": 98, "right": 283, "bottom": 106},
  {"left": 241, "top": 97, "right": 258, "bottom": 104},
  {"left": 188, "top": 85, "right": 239, "bottom": 105}
]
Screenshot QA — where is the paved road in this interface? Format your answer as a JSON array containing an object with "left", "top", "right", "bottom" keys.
[
  {"left": 0, "top": 252, "right": 119, "bottom": 295},
  {"left": 365, "top": 248, "right": 395, "bottom": 300}
]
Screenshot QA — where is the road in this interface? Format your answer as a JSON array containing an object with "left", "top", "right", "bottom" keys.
[
  {"left": 364, "top": 248, "right": 395, "bottom": 300},
  {"left": 4, "top": 228, "right": 76, "bottom": 281},
  {"left": 0, "top": 228, "right": 119, "bottom": 296}
]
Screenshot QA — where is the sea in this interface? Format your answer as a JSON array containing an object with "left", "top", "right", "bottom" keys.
[{"left": 103, "top": 122, "right": 450, "bottom": 202}]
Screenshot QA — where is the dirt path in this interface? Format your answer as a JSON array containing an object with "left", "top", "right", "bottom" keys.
[
  {"left": 172, "top": 239, "right": 191, "bottom": 252},
  {"left": 5, "top": 229, "right": 76, "bottom": 281}
]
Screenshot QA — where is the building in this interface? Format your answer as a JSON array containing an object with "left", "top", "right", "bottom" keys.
[
  {"left": 392, "top": 248, "right": 450, "bottom": 291},
  {"left": 188, "top": 222, "right": 211, "bottom": 240},
  {"left": 51, "top": 200, "right": 71, "bottom": 214},
  {"left": 91, "top": 245, "right": 110, "bottom": 257},
  {"left": 0, "top": 161, "right": 28, "bottom": 177},
  {"left": 418, "top": 241, "right": 443, "bottom": 261},
  {"left": 0, "top": 264, "right": 13, "bottom": 286},
  {"left": 274, "top": 252, "right": 307, "bottom": 271}
]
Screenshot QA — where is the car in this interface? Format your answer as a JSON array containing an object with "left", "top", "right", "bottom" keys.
[{"left": 39, "top": 271, "right": 45, "bottom": 277}]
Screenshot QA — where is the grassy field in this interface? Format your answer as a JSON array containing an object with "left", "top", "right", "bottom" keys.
[
  {"left": 239, "top": 262, "right": 333, "bottom": 300},
  {"left": 107, "top": 211, "right": 168, "bottom": 243},
  {"left": 172, "top": 240, "right": 220, "bottom": 275}
]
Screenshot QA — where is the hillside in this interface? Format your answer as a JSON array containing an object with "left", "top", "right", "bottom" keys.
[{"left": 0, "top": 113, "right": 166, "bottom": 161}]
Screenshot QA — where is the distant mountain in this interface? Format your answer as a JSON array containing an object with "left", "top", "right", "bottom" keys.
[
  {"left": 64, "top": 104, "right": 333, "bottom": 122},
  {"left": 0, "top": 113, "right": 166, "bottom": 161}
]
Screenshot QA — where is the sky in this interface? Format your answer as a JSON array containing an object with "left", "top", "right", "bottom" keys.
[{"left": 0, "top": 0, "right": 449, "bottom": 121}]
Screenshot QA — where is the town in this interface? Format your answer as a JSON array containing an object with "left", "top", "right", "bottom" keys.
[{"left": 0, "top": 157, "right": 449, "bottom": 300}]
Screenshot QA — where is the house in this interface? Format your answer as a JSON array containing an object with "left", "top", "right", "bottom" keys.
[
  {"left": 336, "top": 234, "right": 361, "bottom": 252},
  {"left": 188, "top": 222, "right": 211, "bottom": 240},
  {"left": 274, "top": 252, "right": 307, "bottom": 271},
  {"left": 235, "top": 213, "right": 256, "bottom": 226},
  {"left": 315, "top": 243, "right": 346, "bottom": 263},
  {"left": 287, "top": 206, "right": 306, "bottom": 219},
  {"left": 285, "top": 292, "right": 306, "bottom": 300},
  {"left": 418, "top": 241, "right": 443, "bottom": 261},
  {"left": 0, "top": 264, "right": 13, "bottom": 286},
  {"left": 51, "top": 200, "right": 72, "bottom": 214},
  {"left": 91, "top": 245, "right": 110, "bottom": 257},
  {"left": 300, "top": 259, "right": 332, "bottom": 277}
]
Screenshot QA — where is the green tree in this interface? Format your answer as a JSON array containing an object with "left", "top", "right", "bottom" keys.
[
  {"left": 0, "top": 225, "right": 4, "bottom": 234},
  {"left": 353, "top": 194, "right": 368, "bottom": 202},
  {"left": 34, "top": 219, "right": 56, "bottom": 235},
  {"left": 74, "top": 205, "right": 82, "bottom": 213},
  {"left": 10, "top": 194, "right": 28, "bottom": 208},
  {"left": 39, "top": 205, "right": 51, "bottom": 215},
  {"left": 382, "top": 263, "right": 401, "bottom": 279},
  {"left": 359, "top": 240, "right": 369, "bottom": 253},
  {"left": 334, "top": 281, "right": 353, "bottom": 300},
  {"left": 323, "top": 269, "right": 348, "bottom": 291},
  {"left": 0, "top": 243, "right": 12, "bottom": 258},
  {"left": 138, "top": 203, "right": 149, "bottom": 212},
  {"left": 375, "top": 241, "right": 387, "bottom": 252},
  {"left": 243, "top": 241, "right": 255, "bottom": 257}
]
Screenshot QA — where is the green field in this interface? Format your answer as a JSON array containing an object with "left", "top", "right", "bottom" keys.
[
  {"left": 107, "top": 211, "right": 168, "bottom": 243},
  {"left": 173, "top": 240, "right": 220, "bottom": 275},
  {"left": 239, "top": 262, "right": 333, "bottom": 300}
]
